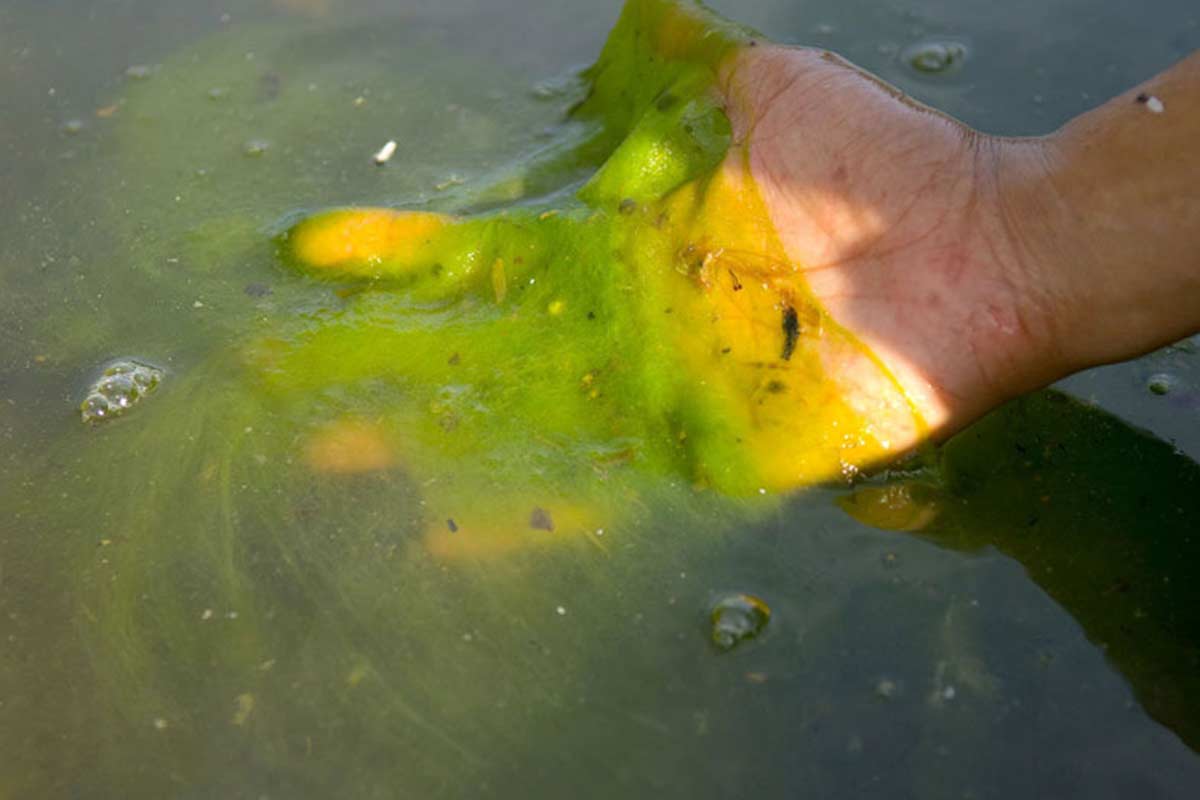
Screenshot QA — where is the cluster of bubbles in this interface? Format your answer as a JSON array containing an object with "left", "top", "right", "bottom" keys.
[
  {"left": 709, "top": 592, "right": 771, "bottom": 652},
  {"left": 80, "top": 360, "right": 164, "bottom": 424}
]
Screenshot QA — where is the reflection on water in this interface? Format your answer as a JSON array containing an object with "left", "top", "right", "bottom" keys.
[
  {"left": 2, "top": 0, "right": 1199, "bottom": 797},
  {"left": 844, "top": 391, "right": 1200, "bottom": 751}
]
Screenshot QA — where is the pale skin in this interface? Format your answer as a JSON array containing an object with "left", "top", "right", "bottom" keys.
[{"left": 716, "top": 45, "right": 1200, "bottom": 452}]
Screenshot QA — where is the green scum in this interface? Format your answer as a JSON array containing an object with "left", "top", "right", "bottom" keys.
[{"left": 267, "top": 0, "right": 912, "bottom": 557}]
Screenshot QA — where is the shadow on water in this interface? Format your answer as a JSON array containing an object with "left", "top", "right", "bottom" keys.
[{"left": 843, "top": 389, "right": 1200, "bottom": 750}]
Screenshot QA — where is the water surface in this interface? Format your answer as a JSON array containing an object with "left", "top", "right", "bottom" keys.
[{"left": 2, "top": 1, "right": 1199, "bottom": 797}]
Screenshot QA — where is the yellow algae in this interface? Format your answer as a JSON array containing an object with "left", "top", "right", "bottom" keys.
[
  {"left": 423, "top": 501, "right": 604, "bottom": 561},
  {"left": 304, "top": 418, "right": 395, "bottom": 474},
  {"left": 491, "top": 257, "right": 507, "bottom": 303},
  {"left": 288, "top": 208, "right": 450, "bottom": 276}
]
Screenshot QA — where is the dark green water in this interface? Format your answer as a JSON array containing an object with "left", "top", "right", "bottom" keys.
[{"left": 2, "top": 1, "right": 1199, "bottom": 797}]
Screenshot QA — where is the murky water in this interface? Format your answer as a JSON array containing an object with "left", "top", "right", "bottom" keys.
[{"left": 2, "top": 1, "right": 1199, "bottom": 797}]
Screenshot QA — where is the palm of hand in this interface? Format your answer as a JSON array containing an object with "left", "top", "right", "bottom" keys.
[{"left": 723, "top": 46, "right": 1038, "bottom": 435}]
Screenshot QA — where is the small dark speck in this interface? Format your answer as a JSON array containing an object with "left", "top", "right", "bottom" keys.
[
  {"left": 243, "top": 282, "right": 272, "bottom": 298},
  {"left": 448, "top": 352, "right": 460, "bottom": 365},
  {"left": 587, "top": 311, "right": 596, "bottom": 320},
  {"left": 749, "top": 39, "right": 759, "bottom": 47},
  {"left": 721, "top": 346, "right": 732, "bottom": 354},
  {"left": 781, "top": 306, "right": 800, "bottom": 361},
  {"left": 1136, "top": 92, "right": 1149, "bottom": 103},
  {"left": 619, "top": 198, "right": 637, "bottom": 215},
  {"left": 447, "top": 518, "right": 459, "bottom": 533},
  {"left": 766, "top": 380, "right": 787, "bottom": 394},
  {"left": 664, "top": 307, "right": 673, "bottom": 314},
  {"left": 529, "top": 507, "right": 554, "bottom": 532}
]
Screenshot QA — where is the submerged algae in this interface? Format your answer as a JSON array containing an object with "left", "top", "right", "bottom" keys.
[{"left": 269, "top": 0, "right": 919, "bottom": 545}]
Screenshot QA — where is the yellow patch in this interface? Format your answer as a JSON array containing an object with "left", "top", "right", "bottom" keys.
[
  {"left": 304, "top": 418, "right": 395, "bottom": 474},
  {"left": 291, "top": 209, "right": 450, "bottom": 276}
]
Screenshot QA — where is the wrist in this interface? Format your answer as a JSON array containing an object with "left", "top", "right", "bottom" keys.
[{"left": 982, "top": 133, "right": 1082, "bottom": 390}]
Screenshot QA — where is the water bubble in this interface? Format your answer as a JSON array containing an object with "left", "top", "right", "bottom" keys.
[
  {"left": 80, "top": 393, "right": 113, "bottom": 422},
  {"left": 80, "top": 359, "right": 163, "bottom": 424},
  {"left": 902, "top": 41, "right": 968, "bottom": 75},
  {"left": 709, "top": 593, "right": 771, "bottom": 652},
  {"left": 1147, "top": 373, "right": 1176, "bottom": 395}
]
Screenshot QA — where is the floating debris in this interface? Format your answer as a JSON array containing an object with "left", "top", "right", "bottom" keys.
[
  {"left": 902, "top": 41, "right": 968, "bottom": 75},
  {"left": 61, "top": 119, "right": 85, "bottom": 136},
  {"left": 709, "top": 593, "right": 771, "bottom": 652},
  {"left": 529, "top": 507, "right": 555, "bottom": 531},
  {"left": 373, "top": 139, "right": 397, "bottom": 165},
  {"left": 80, "top": 359, "right": 164, "bottom": 424},
  {"left": 1147, "top": 373, "right": 1176, "bottom": 395},
  {"left": 1136, "top": 92, "right": 1165, "bottom": 113}
]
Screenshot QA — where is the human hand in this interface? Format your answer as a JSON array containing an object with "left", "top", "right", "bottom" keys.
[{"left": 714, "top": 44, "right": 1060, "bottom": 450}]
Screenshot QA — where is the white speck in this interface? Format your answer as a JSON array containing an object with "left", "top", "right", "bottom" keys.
[
  {"left": 462, "top": 632, "right": 473, "bottom": 642},
  {"left": 758, "top": 487, "right": 767, "bottom": 495},
  {"left": 201, "top": 608, "right": 213, "bottom": 620},
  {"left": 1146, "top": 95, "right": 1164, "bottom": 113},
  {"left": 226, "top": 611, "right": 239, "bottom": 620},
  {"left": 192, "top": 300, "right": 204, "bottom": 308},
  {"left": 942, "top": 686, "right": 956, "bottom": 701},
  {"left": 555, "top": 605, "right": 567, "bottom": 616},
  {"left": 595, "top": 528, "right": 604, "bottom": 536},
  {"left": 153, "top": 717, "right": 169, "bottom": 730},
  {"left": 243, "top": 426, "right": 253, "bottom": 434},
  {"left": 529, "top": 278, "right": 536, "bottom": 285},
  {"left": 373, "top": 139, "right": 397, "bottom": 165}
]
